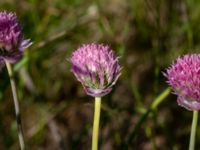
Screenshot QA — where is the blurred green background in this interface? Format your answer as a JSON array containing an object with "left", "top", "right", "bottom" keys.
[{"left": 0, "top": 0, "right": 200, "bottom": 149}]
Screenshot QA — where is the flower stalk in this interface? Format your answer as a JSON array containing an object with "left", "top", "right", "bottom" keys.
[
  {"left": 70, "top": 43, "right": 121, "bottom": 150},
  {"left": 92, "top": 97, "right": 101, "bottom": 150},
  {"left": 5, "top": 61, "right": 25, "bottom": 150},
  {"left": 189, "top": 110, "right": 198, "bottom": 150}
]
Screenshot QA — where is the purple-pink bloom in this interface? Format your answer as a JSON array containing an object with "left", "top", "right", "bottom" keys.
[
  {"left": 70, "top": 43, "right": 121, "bottom": 97},
  {"left": 165, "top": 54, "right": 200, "bottom": 111},
  {"left": 0, "top": 11, "right": 32, "bottom": 63}
]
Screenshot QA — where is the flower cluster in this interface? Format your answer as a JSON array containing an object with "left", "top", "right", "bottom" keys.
[
  {"left": 165, "top": 54, "right": 200, "bottom": 110},
  {"left": 70, "top": 43, "right": 121, "bottom": 97},
  {"left": 0, "top": 11, "right": 32, "bottom": 63}
]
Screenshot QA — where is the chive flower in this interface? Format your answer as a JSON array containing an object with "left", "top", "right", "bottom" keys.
[
  {"left": 165, "top": 54, "right": 200, "bottom": 110},
  {"left": 0, "top": 11, "right": 32, "bottom": 63},
  {"left": 70, "top": 43, "right": 121, "bottom": 97}
]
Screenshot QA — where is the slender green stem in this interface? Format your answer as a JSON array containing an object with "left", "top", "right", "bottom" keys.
[
  {"left": 5, "top": 61, "right": 25, "bottom": 150},
  {"left": 92, "top": 97, "right": 101, "bottom": 150},
  {"left": 189, "top": 111, "right": 198, "bottom": 150},
  {"left": 127, "top": 88, "right": 171, "bottom": 144}
]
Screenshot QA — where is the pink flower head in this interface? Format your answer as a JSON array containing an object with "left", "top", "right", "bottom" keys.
[
  {"left": 0, "top": 11, "right": 32, "bottom": 63},
  {"left": 70, "top": 43, "right": 121, "bottom": 97},
  {"left": 165, "top": 54, "right": 200, "bottom": 110}
]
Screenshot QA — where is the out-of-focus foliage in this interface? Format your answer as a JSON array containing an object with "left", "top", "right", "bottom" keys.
[{"left": 0, "top": 0, "right": 200, "bottom": 149}]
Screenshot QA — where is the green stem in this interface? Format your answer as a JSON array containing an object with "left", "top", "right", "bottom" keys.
[
  {"left": 5, "top": 61, "right": 25, "bottom": 150},
  {"left": 92, "top": 97, "right": 101, "bottom": 150},
  {"left": 127, "top": 88, "right": 171, "bottom": 144},
  {"left": 189, "top": 110, "right": 198, "bottom": 150}
]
